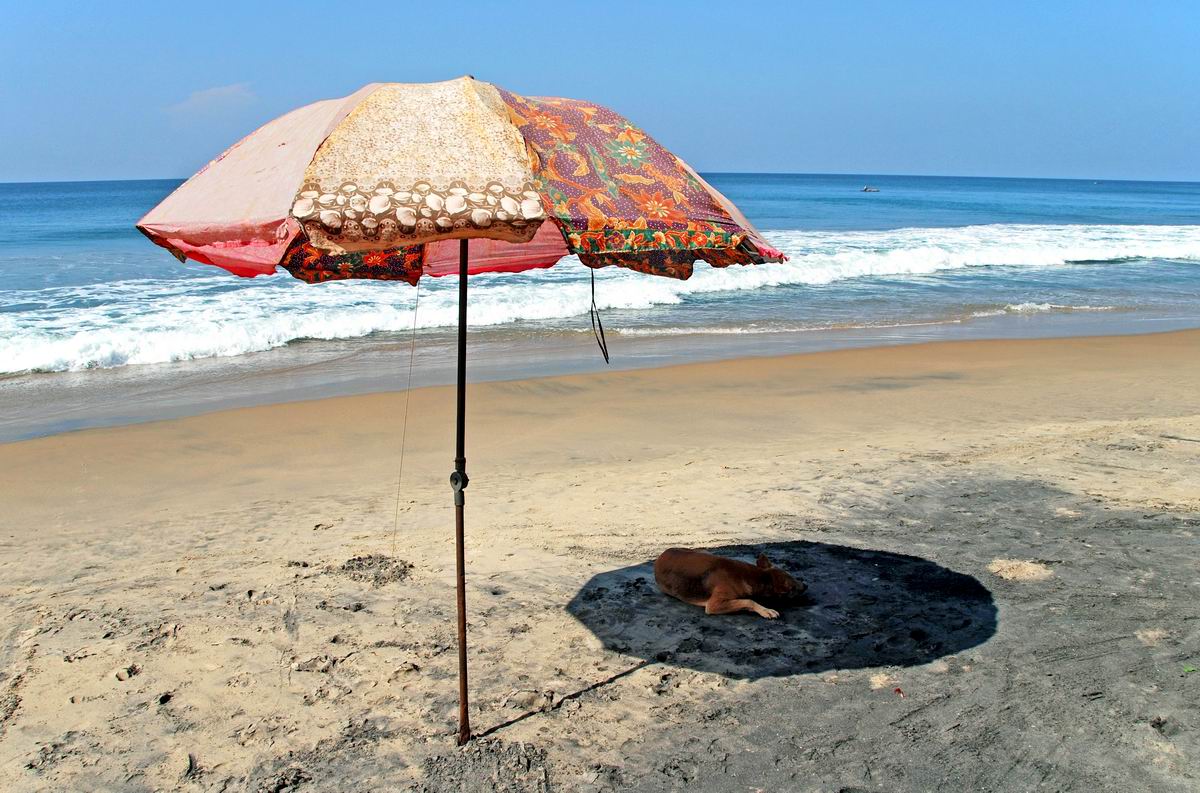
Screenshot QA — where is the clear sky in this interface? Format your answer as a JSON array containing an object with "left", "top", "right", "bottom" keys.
[{"left": 1, "top": 1, "right": 1197, "bottom": 183}]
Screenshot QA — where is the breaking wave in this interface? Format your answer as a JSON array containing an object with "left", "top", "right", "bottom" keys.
[
  {"left": 970, "top": 303, "right": 1118, "bottom": 318},
  {"left": 1, "top": 223, "right": 1196, "bottom": 374}
]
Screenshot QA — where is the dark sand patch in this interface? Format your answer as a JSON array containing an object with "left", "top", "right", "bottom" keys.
[
  {"left": 245, "top": 718, "right": 398, "bottom": 793},
  {"left": 329, "top": 554, "right": 413, "bottom": 587},
  {"left": 418, "top": 739, "right": 552, "bottom": 793},
  {"left": 544, "top": 478, "right": 1200, "bottom": 793}
]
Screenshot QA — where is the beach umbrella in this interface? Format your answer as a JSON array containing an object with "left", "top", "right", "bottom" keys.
[{"left": 137, "top": 76, "right": 785, "bottom": 744}]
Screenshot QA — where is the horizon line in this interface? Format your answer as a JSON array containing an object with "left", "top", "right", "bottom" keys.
[{"left": 2, "top": 171, "right": 1199, "bottom": 187}]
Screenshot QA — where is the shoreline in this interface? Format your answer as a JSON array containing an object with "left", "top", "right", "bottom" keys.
[
  {"left": 1, "top": 327, "right": 1197, "bottom": 790},
  {"left": 4, "top": 312, "right": 1199, "bottom": 443}
]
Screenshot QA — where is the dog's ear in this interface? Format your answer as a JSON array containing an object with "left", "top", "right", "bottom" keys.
[{"left": 756, "top": 553, "right": 773, "bottom": 569}]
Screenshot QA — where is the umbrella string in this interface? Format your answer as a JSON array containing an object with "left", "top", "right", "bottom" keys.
[
  {"left": 390, "top": 280, "right": 421, "bottom": 558},
  {"left": 589, "top": 268, "right": 610, "bottom": 364}
]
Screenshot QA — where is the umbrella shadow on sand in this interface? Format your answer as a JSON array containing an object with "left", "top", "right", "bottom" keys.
[{"left": 566, "top": 540, "right": 997, "bottom": 680}]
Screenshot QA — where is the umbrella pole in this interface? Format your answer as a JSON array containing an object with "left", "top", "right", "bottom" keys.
[{"left": 451, "top": 238, "right": 471, "bottom": 745}]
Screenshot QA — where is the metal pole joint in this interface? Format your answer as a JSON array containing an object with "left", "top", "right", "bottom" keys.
[{"left": 449, "top": 470, "right": 469, "bottom": 506}]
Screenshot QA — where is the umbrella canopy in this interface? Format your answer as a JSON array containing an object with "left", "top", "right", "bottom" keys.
[
  {"left": 138, "top": 76, "right": 785, "bottom": 745},
  {"left": 139, "top": 76, "right": 784, "bottom": 284}
]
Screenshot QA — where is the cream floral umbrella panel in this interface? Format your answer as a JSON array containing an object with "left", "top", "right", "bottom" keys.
[{"left": 293, "top": 80, "right": 546, "bottom": 252}]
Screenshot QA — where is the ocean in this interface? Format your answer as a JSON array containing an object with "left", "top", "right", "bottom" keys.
[{"left": 1, "top": 174, "right": 1198, "bottom": 440}]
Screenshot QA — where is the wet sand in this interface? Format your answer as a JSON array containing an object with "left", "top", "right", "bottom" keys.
[{"left": 1, "top": 330, "right": 1198, "bottom": 791}]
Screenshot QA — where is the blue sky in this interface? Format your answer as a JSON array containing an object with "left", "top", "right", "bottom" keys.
[{"left": 1, "top": 1, "right": 1197, "bottom": 182}]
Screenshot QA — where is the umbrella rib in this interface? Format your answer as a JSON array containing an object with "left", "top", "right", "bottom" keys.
[{"left": 390, "top": 280, "right": 422, "bottom": 558}]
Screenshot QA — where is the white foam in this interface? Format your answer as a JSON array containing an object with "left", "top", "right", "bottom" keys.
[
  {"left": 971, "top": 303, "right": 1118, "bottom": 318},
  {"left": 2, "top": 223, "right": 1196, "bottom": 374},
  {"left": 615, "top": 319, "right": 962, "bottom": 337}
]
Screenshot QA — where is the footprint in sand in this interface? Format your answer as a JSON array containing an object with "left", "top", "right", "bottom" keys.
[
  {"left": 986, "top": 559, "right": 1053, "bottom": 581},
  {"left": 1135, "top": 628, "right": 1169, "bottom": 646},
  {"left": 869, "top": 672, "right": 898, "bottom": 690}
]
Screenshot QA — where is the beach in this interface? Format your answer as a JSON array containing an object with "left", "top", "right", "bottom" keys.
[
  {"left": 1, "top": 329, "right": 1197, "bottom": 791},
  {"left": 5, "top": 3, "right": 1198, "bottom": 791}
]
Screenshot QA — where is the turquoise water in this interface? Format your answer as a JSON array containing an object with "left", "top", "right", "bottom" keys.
[
  {"left": 1, "top": 174, "right": 1198, "bottom": 375},
  {"left": 0, "top": 174, "right": 1197, "bottom": 438}
]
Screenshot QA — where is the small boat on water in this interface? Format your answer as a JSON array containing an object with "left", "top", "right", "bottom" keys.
[{"left": 861, "top": 185, "right": 880, "bottom": 192}]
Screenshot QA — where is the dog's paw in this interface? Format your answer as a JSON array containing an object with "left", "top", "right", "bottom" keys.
[{"left": 758, "top": 608, "right": 780, "bottom": 619}]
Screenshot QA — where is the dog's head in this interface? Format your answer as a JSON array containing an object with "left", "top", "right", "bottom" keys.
[{"left": 756, "top": 553, "right": 807, "bottom": 600}]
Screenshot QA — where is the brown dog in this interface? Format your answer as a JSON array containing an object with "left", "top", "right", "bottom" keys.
[{"left": 653, "top": 548, "right": 806, "bottom": 619}]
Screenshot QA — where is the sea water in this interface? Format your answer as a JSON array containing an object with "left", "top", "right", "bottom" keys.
[{"left": 1, "top": 175, "right": 1198, "bottom": 438}]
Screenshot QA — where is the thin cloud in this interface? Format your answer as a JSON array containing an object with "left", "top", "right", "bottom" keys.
[{"left": 167, "top": 83, "right": 257, "bottom": 117}]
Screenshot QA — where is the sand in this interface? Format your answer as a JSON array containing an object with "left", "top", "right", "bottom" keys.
[
  {"left": 0, "top": 330, "right": 1198, "bottom": 792},
  {"left": 985, "top": 559, "right": 1054, "bottom": 581}
]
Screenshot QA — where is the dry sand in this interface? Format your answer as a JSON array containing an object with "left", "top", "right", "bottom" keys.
[{"left": 1, "top": 330, "right": 1198, "bottom": 792}]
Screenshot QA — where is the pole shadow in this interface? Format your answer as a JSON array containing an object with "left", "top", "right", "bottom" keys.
[{"left": 565, "top": 541, "right": 997, "bottom": 680}]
